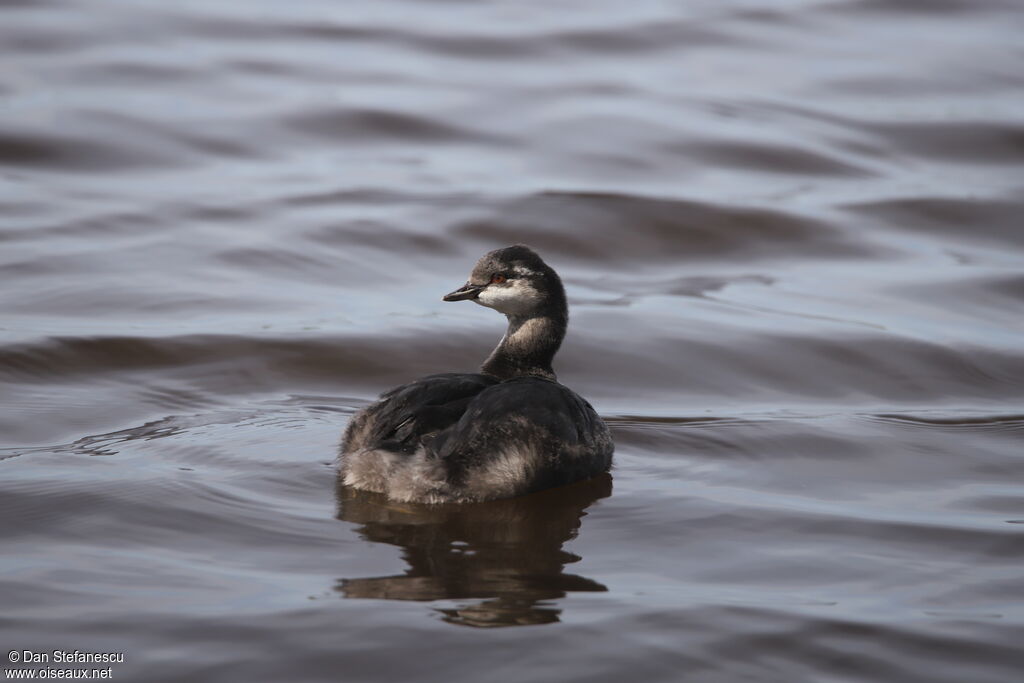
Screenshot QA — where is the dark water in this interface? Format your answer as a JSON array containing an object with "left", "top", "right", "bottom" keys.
[{"left": 2, "top": 0, "right": 1023, "bottom": 680}]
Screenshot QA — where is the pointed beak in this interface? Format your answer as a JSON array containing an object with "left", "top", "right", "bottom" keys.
[{"left": 442, "top": 282, "right": 483, "bottom": 302}]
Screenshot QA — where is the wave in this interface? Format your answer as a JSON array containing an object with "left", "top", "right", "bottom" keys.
[{"left": 3, "top": 328, "right": 1023, "bottom": 408}]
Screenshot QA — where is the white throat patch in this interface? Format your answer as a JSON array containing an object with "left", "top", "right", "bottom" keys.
[{"left": 475, "top": 279, "right": 542, "bottom": 316}]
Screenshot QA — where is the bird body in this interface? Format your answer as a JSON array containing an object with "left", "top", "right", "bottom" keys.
[{"left": 339, "top": 245, "right": 613, "bottom": 503}]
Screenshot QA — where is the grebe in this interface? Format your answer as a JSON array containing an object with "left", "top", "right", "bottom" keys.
[{"left": 339, "top": 245, "right": 613, "bottom": 503}]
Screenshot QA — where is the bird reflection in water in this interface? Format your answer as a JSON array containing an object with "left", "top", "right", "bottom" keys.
[{"left": 334, "top": 473, "right": 612, "bottom": 627}]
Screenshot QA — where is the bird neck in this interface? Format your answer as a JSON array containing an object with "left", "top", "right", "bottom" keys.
[{"left": 481, "top": 311, "right": 566, "bottom": 381}]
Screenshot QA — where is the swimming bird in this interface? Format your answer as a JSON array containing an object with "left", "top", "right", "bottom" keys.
[{"left": 339, "top": 245, "right": 614, "bottom": 504}]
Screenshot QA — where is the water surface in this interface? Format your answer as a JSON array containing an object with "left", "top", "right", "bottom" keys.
[{"left": 2, "top": 1, "right": 1023, "bottom": 681}]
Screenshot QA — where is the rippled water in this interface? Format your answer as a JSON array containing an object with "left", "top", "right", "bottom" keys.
[{"left": 3, "top": 0, "right": 1023, "bottom": 681}]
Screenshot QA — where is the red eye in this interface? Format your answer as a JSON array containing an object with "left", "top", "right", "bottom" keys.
[{"left": 490, "top": 274, "right": 506, "bottom": 284}]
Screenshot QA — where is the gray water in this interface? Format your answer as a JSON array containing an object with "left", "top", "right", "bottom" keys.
[{"left": 2, "top": 1, "right": 1023, "bottom": 681}]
